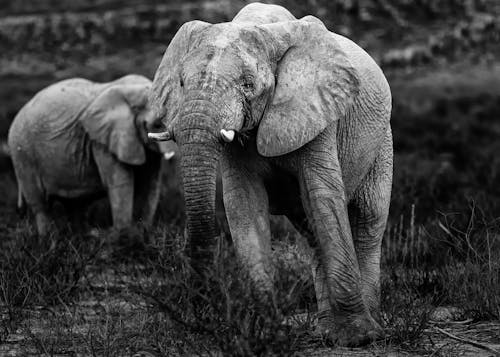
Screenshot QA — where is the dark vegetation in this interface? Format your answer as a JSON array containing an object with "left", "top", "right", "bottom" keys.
[{"left": 1, "top": 0, "right": 499, "bottom": 355}]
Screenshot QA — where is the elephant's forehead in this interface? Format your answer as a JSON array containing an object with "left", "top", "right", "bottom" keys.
[
  {"left": 204, "top": 23, "right": 260, "bottom": 50},
  {"left": 211, "top": 25, "right": 240, "bottom": 49},
  {"left": 196, "top": 25, "right": 260, "bottom": 69}
]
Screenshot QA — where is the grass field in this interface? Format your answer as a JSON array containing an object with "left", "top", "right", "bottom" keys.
[{"left": 1, "top": 1, "right": 500, "bottom": 355}]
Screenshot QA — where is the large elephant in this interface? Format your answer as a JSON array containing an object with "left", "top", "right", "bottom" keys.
[
  {"left": 8, "top": 74, "right": 165, "bottom": 235},
  {"left": 149, "top": 3, "right": 392, "bottom": 347}
]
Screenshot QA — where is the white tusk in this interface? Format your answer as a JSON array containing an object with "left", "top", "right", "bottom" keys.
[
  {"left": 220, "top": 129, "right": 235, "bottom": 143},
  {"left": 148, "top": 131, "right": 171, "bottom": 141},
  {"left": 163, "top": 151, "right": 175, "bottom": 160}
]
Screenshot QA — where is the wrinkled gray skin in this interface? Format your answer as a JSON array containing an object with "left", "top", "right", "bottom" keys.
[
  {"left": 150, "top": 3, "right": 392, "bottom": 347},
  {"left": 8, "top": 74, "right": 164, "bottom": 235}
]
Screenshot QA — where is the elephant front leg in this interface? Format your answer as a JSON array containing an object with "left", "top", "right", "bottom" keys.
[
  {"left": 221, "top": 160, "right": 274, "bottom": 293},
  {"left": 133, "top": 152, "right": 162, "bottom": 226},
  {"left": 93, "top": 146, "right": 134, "bottom": 230},
  {"left": 286, "top": 212, "right": 330, "bottom": 315},
  {"left": 299, "top": 144, "right": 383, "bottom": 346}
]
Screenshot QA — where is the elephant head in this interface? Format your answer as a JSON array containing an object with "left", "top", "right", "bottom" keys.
[
  {"left": 81, "top": 74, "right": 164, "bottom": 166},
  {"left": 149, "top": 5, "right": 358, "bottom": 264}
]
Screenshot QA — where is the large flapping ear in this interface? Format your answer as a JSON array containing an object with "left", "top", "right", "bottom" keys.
[
  {"left": 150, "top": 20, "right": 211, "bottom": 128},
  {"left": 81, "top": 86, "right": 146, "bottom": 165},
  {"left": 256, "top": 17, "right": 360, "bottom": 157}
]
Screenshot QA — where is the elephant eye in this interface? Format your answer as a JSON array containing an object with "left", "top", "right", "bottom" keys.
[
  {"left": 240, "top": 74, "right": 255, "bottom": 92},
  {"left": 242, "top": 80, "right": 254, "bottom": 94},
  {"left": 243, "top": 82, "right": 253, "bottom": 90},
  {"left": 180, "top": 77, "right": 184, "bottom": 87}
]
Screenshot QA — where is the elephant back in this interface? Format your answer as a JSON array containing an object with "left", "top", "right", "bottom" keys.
[
  {"left": 8, "top": 79, "right": 105, "bottom": 198},
  {"left": 12, "top": 80, "right": 93, "bottom": 146}
]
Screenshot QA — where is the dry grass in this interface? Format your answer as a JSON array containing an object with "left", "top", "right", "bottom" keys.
[{"left": 0, "top": 205, "right": 498, "bottom": 356}]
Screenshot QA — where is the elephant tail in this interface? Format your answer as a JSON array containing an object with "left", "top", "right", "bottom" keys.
[{"left": 16, "top": 186, "right": 27, "bottom": 217}]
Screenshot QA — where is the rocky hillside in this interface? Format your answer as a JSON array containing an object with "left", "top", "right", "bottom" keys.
[
  {"left": 1, "top": 0, "right": 499, "bottom": 75},
  {"left": 2, "top": 0, "right": 500, "bottom": 220}
]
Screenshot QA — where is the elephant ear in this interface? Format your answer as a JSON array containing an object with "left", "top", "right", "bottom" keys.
[
  {"left": 150, "top": 20, "right": 211, "bottom": 128},
  {"left": 80, "top": 85, "right": 146, "bottom": 165},
  {"left": 256, "top": 18, "right": 360, "bottom": 157}
]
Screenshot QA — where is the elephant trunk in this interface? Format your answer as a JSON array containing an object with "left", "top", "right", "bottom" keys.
[
  {"left": 178, "top": 97, "right": 222, "bottom": 270},
  {"left": 181, "top": 145, "right": 219, "bottom": 263}
]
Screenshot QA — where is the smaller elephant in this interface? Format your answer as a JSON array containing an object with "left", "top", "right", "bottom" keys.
[{"left": 8, "top": 74, "right": 166, "bottom": 235}]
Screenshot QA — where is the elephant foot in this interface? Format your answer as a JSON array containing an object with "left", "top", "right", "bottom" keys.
[
  {"left": 316, "top": 311, "right": 385, "bottom": 347},
  {"left": 35, "top": 211, "right": 53, "bottom": 236},
  {"left": 108, "top": 226, "right": 147, "bottom": 252}
]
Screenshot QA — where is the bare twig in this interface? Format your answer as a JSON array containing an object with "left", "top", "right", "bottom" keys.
[
  {"left": 433, "top": 326, "right": 500, "bottom": 356},
  {"left": 429, "top": 342, "right": 454, "bottom": 357},
  {"left": 430, "top": 318, "right": 474, "bottom": 325}
]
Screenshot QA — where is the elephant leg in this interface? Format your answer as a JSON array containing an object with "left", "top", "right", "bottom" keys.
[
  {"left": 16, "top": 168, "right": 53, "bottom": 235},
  {"left": 133, "top": 152, "right": 162, "bottom": 226},
  {"left": 298, "top": 133, "right": 383, "bottom": 346},
  {"left": 286, "top": 213, "right": 330, "bottom": 315},
  {"left": 93, "top": 146, "right": 134, "bottom": 230},
  {"left": 34, "top": 210, "right": 52, "bottom": 236},
  {"left": 349, "top": 131, "right": 392, "bottom": 320},
  {"left": 26, "top": 188, "right": 52, "bottom": 236},
  {"left": 221, "top": 161, "right": 274, "bottom": 293}
]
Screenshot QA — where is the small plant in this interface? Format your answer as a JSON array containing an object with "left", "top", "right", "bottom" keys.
[
  {"left": 134, "top": 228, "right": 314, "bottom": 356},
  {"left": 381, "top": 276, "right": 435, "bottom": 348},
  {"left": 0, "top": 226, "right": 100, "bottom": 308}
]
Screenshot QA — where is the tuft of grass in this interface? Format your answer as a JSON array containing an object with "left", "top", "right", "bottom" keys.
[
  {"left": 381, "top": 202, "right": 500, "bottom": 350},
  {"left": 0, "top": 228, "right": 99, "bottom": 308},
  {"left": 133, "top": 226, "right": 315, "bottom": 356},
  {"left": 0, "top": 225, "right": 101, "bottom": 346},
  {"left": 381, "top": 275, "right": 435, "bottom": 348}
]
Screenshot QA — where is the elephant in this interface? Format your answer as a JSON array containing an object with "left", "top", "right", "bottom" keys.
[
  {"left": 8, "top": 74, "right": 167, "bottom": 235},
  {"left": 148, "top": 3, "right": 392, "bottom": 347}
]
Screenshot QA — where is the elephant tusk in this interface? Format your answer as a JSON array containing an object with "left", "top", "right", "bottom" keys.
[
  {"left": 148, "top": 131, "right": 171, "bottom": 141},
  {"left": 163, "top": 151, "right": 175, "bottom": 160},
  {"left": 220, "top": 129, "right": 235, "bottom": 143}
]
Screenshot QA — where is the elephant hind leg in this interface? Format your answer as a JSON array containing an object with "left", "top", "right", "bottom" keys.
[
  {"left": 13, "top": 164, "right": 52, "bottom": 235},
  {"left": 28, "top": 193, "right": 53, "bottom": 236},
  {"left": 349, "top": 129, "right": 393, "bottom": 319},
  {"left": 22, "top": 179, "right": 52, "bottom": 236}
]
